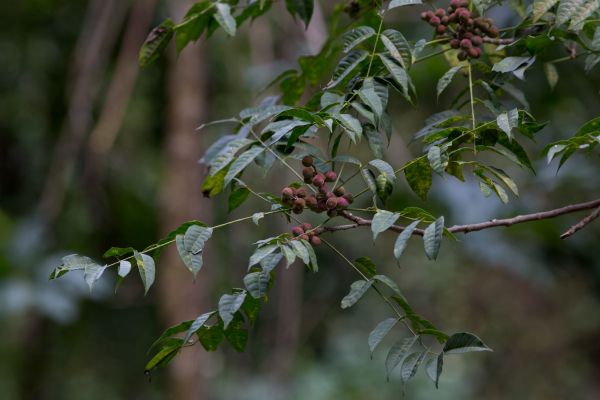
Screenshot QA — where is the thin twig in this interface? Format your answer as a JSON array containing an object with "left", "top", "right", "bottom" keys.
[{"left": 560, "top": 206, "right": 600, "bottom": 239}]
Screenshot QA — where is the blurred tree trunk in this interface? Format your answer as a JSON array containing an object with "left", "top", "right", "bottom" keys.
[{"left": 157, "top": 0, "right": 214, "bottom": 399}]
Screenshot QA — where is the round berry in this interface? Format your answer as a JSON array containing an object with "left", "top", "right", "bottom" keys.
[
  {"left": 326, "top": 197, "right": 338, "bottom": 210},
  {"left": 302, "top": 166, "right": 315, "bottom": 178},
  {"left": 471, "top": 35, "right": 483, "bottom": 46},
  {"left": 324, "top": 171, "right": 337, "bottom": 182},
  {"left": 333, "top": 186, "right": 346, "bottom": 196},
  {"left": 310, "top": 236, "right": 322, "bottom": 246},
  {"left": 459, "top": 0, "right": 469, "bottom": 7},
  {"left": 450, "top": 0, "right": 461, "bottom": 8},
  {"left": 420, "top": 11, "right": 429, "bottom": 20},
  {"left": 306, "top": 195, "right": 318, "bottom": 208},
  {"left": 282, "top": 187, "right": 294, "bottom": 200},
  {"left": 299, "top": 234, "right": 309, "bottom": 241},
  {"left": 294, "top": 198, "right": 306, "bottom": 208},
  {"left": 336, "top": 197, "right": 350, "bottom": 209},
  {"left": 488, "top": 27, "right": 499, "bottom": 37},
  {"left": 450, "top": 38, "right": 460, "bottom": 49},
  {"left": 460, "top": 38, "right": 472, "bottom": 49},
  {"left": 441, "top": 16, "right": 449, "bottom": 24},
  {"left": 425, "top": 10, "right": 435, "bottom": 19},
  {"left": 429, "top": 16, "right": 441, "bottom": 25},
  {"left": 301, "top": 222, "right": 312, "bottom": 232},
  {"left": 435, "top": 8, "right": 446, "bottom": 17},
  {"left": 327, "top": 209, "right": 338, "bottom": 217},
  {"left": 293, "top": 205, "right": 304, "bottom": 215},
  {"left": 342, "top": 193, "right": 354, "bottom": 203},
  {"left": 457, "top": 50, "right": 468, "bottom": 61},
  {"left": 318, "top": 184, "right": 328, "bottom": 194},
  {"left": 312, "top": 173, "right": 325, "bottom": 187},
  {"left": 301, "top": 155, "right": 313, "bottom": 167},
  {"left": 468, "top": 47, "right": 481, "bottom": 58},
  {"left": 292, "top": 226, "right": 304, "bottom": 236},
  {"left": 436, "top": 25, "right": 447, "bottom": 34}
]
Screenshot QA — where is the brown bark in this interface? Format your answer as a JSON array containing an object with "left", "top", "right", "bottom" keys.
[{"left": 157, "top": 1, "right": 213, "bottom": 399}]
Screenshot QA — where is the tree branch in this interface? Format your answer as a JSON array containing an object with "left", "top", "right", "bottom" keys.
[
  {"left": 560, "top": 206, "right": 600, "bottom": 240},
  {"left": 315, "top": 199, "right": 600, "bottom": 237}
]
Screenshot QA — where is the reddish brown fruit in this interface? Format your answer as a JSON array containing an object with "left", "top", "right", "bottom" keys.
[
  {"left": 301, "top": 222, "right": 312, "bottom": 232},
  {"left": 460, "top": 38, "right": 472, "bottom": 49},
  {"left": 336, "top": 197, "right": 350, "bottom": 209},
  {"left": 305, "top": 196, "right": 318, "bottom": 208},
  {"left": 299, "top": 234, "right": 309, "bottom": 241},
  {"left": 294, "top": 198, "right": 306, "bottom": 208},
  {"left": 324, "top": 171, "right": 337, "bottom": 182},
  {"left": 296, "top": 188, "right": 307, "bottom": 198},
  {"left": 450, "top": 39, "right": 460, "bottom": 49},
  {"left": 282, "top": 187, "right": 294, "bottom": 200},
  {"left": 302, "top": 166, "right": 315, "bottom": 178},
  {"left": 318, "top": 184, "right": 329, "bottom": 194},
  {"left": 327, "top": 209, "right": 338, "bottom": 217},
  {"left": 333, "top": 186, "right": 346, "bottom": 196},
  {"left": 326, "top": 197, "right": 338, "bottom": 210},
  {"left": 312, "top": 173, "right": 325, "bottom": 187},
  {"left": 342, "top": 193, "right": 354, "bottom": 203},
  {"left": 429, "top": 16, "right": 441, "bottom": 25},
  {"left": 488, "top": 27, "right": 499, "bottom": 37},
  {"left": 301, "top": 155, "right": 313, "bottom": 167},
  {"left": 310, "top": 236, "right": 322, "bottom": 246},
  {"left": 468, "top": 47, "right": 482, "bottom": 58},
  {"left": 435, "top": 8, "right": 446, "bottom": 17},
  {"left": 293, "top": 205, "right": 304, "bottom": 215},
  {"left": 450, "top": 0, "right": 461, "bottom": 9},
  {"left": 436, "top": 25, "right": 447, "bottom": 34},
  {"left": 441, "top": 16, "right": 449, "bottom": 24},
  {"left": 471, "top": 35, "right": 483, "bottom": 46},
  {"left": 457, "top": 50, "right": 468, "bottom": 61},
  {"left": 420, "top": 11, "right": 429, "bottom": 20},
  {"left": 292, "top": 226, "right": 304, "bottom": 236}
]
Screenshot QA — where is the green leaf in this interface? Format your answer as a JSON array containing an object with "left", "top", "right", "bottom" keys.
[
  {"left": 343, "top": 26, "right": 376, "bottom": 53},
  {"left": 372, "top": 210, "right": 400, "bottom": 241},
  {"left": 389, "top": 0, "right": 423, "bottom": 8},
  {"left": 243, "top": 271, "right": 270, "bottom": 298},
  {"left": 355, "top": 256, "right": 377, "bottom": 278},
  {"left": 285, "top": 0, "right": 314, "bottom": 26},
  {"left": 497, "top": 108, "right": 519, "bottom": 141},
  {"left": 379, "top": 54, "right": 411, "bottom": 102},
  {"left": 423, "top": 217, "right": 444, "bottom": 260},
  {"left": 176, "top": 225, "right": 213, "bottom": 278},
  {"left": 492, "top": 56, "right": 536, "bottom": 80},
  {"left": 224, "top": 315, "right": 249, "bottom": 352},
  {"left": 103, "top": 247, "right": 135, "bottom": 259},
  {"left": 404, "top": 157, "right": 432, "bottom": 200},
  {"left": 148, "top": 320, "right": 192, "bottom": 354},
  {"left": 228, "top": 187, "right": 250, "bottom": 212},
  {"left": 83, "top": 263, "right": 107, "bottom": 292},
  {"left": 427, "top": 146, "right": 448, "bottom": 175},
  {"left": 401, "top": 350, "right": 427, "bottom": 383},
  {"left": 139, "top": 19, "right": 175, "bottom": 67},
  {"left": 532, "top": 0, "right": 559, "bottom": 22},
  {"left": 50, "top": 254, "right": 98, "bottom": 280},
  {"left": 214, "top": 3, "right": 236, "bottom": 36},
  {"left": 223, "top": 146, "right": 264, "bottom": 187},
  {"left": 394, "top": 220, "right": 420, "bottom": 263},
  {"left": 425, "top": 353, "right": 444, "bottom": 388},
  {"left": 290, "top": 239, "right": 310, "bottom": 265},
  {"left": 381, "top": 29, "right": 412, "bottom": 70},
  {"left": 361, "top": 168, "right": 378, "bottom": 195},
  {"left": 280, "top": 244, "right": 297, "bottom": 267},
  {"left": 197, "top": 325, "right": 224, "bottom": 351},
  {"left": 556, "top": 0, "right": 585, "bottom": 25},
  {"left": 183, "top": 311, "right": 215, "bottom": 344},
  {"left": 249, "top": 244, "right": 279, "bottom": 267},
  {"left": 368, "top": 318, "right": 399, "bottom": 355},
  {"left": 543, "top": 63, "right": 559, "bottom": 90},
  {"left": 335, "top": 113, "right": 363, "bottom": 143},
  {"left": 364, "top": 123, "right": 384, "bottom": 158},
  {"left": 369, "top": 159, "right": 396, "bottom": 185},
  {"left": 373, "top": 275, "right": 402, "bottom": 296},
  {"left": 174, "top": 2, "right": 212, "bottom": 52},
  {"left": 118, "top": 260, "right": 131, "bottom": 278},
  {"left": 144, "top": 340, "right": 182, "bottom": 374},
  {"left": 302, "top": 239, "right": 319, "bottom": 272},
  {"left": 385, "top": 336, "right": 419, "bottom": 378},
  {"left": 260, "top": 251, "right": 283, "bottom": 273},
  {"left": 359, "top": 78, "right": 384, "bottom": 120},
  {"left": 443, "top": 332, "right": 492, "bottom": 354},
  {"left": 209, "top": 138, "right": 253, "bottom": 176},
  {"left": 219, "top": 292, "right": 247, "bottom": 329},
  {"left": 341, "top": 280, "right": 373, "bottom": 309},
  {"left": 569, "top": 0, "right": 599, "bottom": 30},
  {"left": 326, "top": 50, "right": 368, "bottom": 89},
  {"left": 437, "top": 66, "right": 462, "bottom": 99},
  {"left": 134, "top": 251, "right": 155, "bottom": 295}
]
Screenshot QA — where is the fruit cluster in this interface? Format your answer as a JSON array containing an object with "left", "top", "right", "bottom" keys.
[
  {"left": 291, "top": 223, "right": 321, "bottom": 246},
  {"left": 421, "top": 0, "right": 500, "bottom": 60},
  {"left": 280, "top": 156, "right": 354, "bottom": 217}
]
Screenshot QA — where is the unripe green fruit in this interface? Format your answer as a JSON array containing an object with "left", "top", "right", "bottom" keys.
[
  {"left": 301, "top": 155, "right": 313, "bottom": 167},
  {"left": 301, "top": 222, "right": 312, "bottom": 232},
  {"left": 310, "top": 236, "right": 322, "bottom": 246},
  {"left": 292, "top": 226, "right": 304, "bottom": 236},
  {"left": 324, "top": 171, "right": 337, "bottom": 182},
  {"left": 326, "top": 197, "right": 338, "bottom": 209},
  {"left": 333, "top": 186, "right": 346, "bottom": 196}
]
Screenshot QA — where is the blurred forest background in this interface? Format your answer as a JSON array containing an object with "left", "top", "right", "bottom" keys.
[{"left": 1, "top": 0, "right": 600, "bottom": 399}]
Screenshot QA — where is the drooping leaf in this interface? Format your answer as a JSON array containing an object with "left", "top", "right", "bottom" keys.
[
  {"left": 228, "top": 187, "right": 250, "bottom": 212},
  {"left": 404, "top": 157, "right": 432, "bottom": 200},
  {"left": 569, "top": 0, "right": 600, "bottom": 31},
  {"left": 285, "top": 0, "right": 314, "bottom": 26},
  {"left": 425, "top": 353, "right": 444, "bottom": 388},
  {"left": 223, "top": 146, "right": 264, "bottom": 187},
  {"left": 355, "top": 257, "right": 377, "bottom": 278},
  {"left": 340, "top": 280, "right": 373, "bottom": 309},
  {"left": 176, "top": 225, "right": 213, "bottom": 278},
  {"left": 497, "top": 108, "right": 519, "bottom": 141},
  {"left": 381, "top": 29, "right": 412, "bottom": 69},
  {"left": 364, "top": 123, "right": 384, "bottom": 158},
  {"left": 401, "top": 350, "right": 427, "bottom": 383},
  {"left": 144, "top": 340, "right": 182, "bottom": 374},
  {"left": 243, "top": 271, "right": 270, "bottom": 298},
  {"left": 139, "top": 19, "right": 175, "bottom": 67},
  {"left": 427, "top": 146, "right": 448, "bottom": 175},
  {"left": 183, "top": 311, "right": 216, "bottom": 344},
  {"left": 394, "top": 220, "right": 421, "bottom": 263},
  {"left": 334, "top": 113, "right": 363, "bottom": 143},
  {"left": 385, "top": 336, "right": 419, "bottom": 378},
  {"left": 372, "top": 210, "right": 400, "bottom": 241},
  {"left": 214, "top": 3, "right": 236, "bottom": 36},
  {"left": 248, "top": 244, "right": 279, "bottom": 268},
  {"left": 556, "top": 0, "right": 585, "bottom": 25},
  {"left": 369, "top": 159, "right": 396, "bottom": 185},
  {"left": 423, "top": 217, "right": 444, "bottom": 260},
  {"left": 134, "top": 251, "right": 156, "bottom": 295},
  {"left": 83, "top": 263, "right": 107, "bottom": 292},
  {"left": 218, "top": 292, "right": 247, "bottom": 329},
  {"left": 379, "top": 54, "right": 411, "bottom": 102},
  {"left": 532, "top": 0, "right": 559, "bottom": 22},
  {"left": 358, "top": 78, "right": 384, "bottom": 120},
  {"left": 343, "top": 26, "right": 376, "bottom": 53},
  {"left": 373, "top": 275, "right": 402, "bottom": 296},
  {"left": 174, "top": 2, "right": 212, "bottom": 52},
  {"left": 368, "top": 318, "right": 399, "bottom": 355},
  {"left": 443, "top": 332, "right": 492, "bottom": 354},
  {"left": 492, "top": 56, "right": 536, "bottom": 80},
  {"left": 289, "top": 239, "right": 310, "bottom": 265},
  {"left": 326, "top": 50, "right": 368, "bottom": 89},
  {"left": 436, "top": 66, "right": 463, "bottom": 99},
  {"left": 209, "top": 138, "right": 253, "bottom": 176}
]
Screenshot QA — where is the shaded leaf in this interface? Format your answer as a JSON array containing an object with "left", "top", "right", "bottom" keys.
[
  {"left": 437, "top": 66, "right": 462, "bottom": 99},
  {"left": 214, "top": 3, "right": 236, "bottom": 36},
  {"left": 343, "top": 26, "right": 376, "bottom": 52},
  {"left": 385, "top": 336, "right": 419, "bottom": 378},
  {"left": 139, "top": 19, "right": 174, "bottom": 67},
  {"left": 134, "top": 251, "right": 155, "bottom": 295},
  {"left": 443, "top": 332, "right": 492, "bottom": 354},
  {"left": 341, "top": 280, "right": 373, "bottom": 309},
  {"left": 372, "top": 210, "right": 400, "bottom": 241},
  {"left": 426, "top": 353, "right": 444, "bottom": 388},
  {"left": 401, "top": 350, "right": 427, "bottom": 383},
  {"left": 394, "top": 220, "right": 421, "bottom": 263},
  {"left": 368, "top": 318, "right": 399, "bottom": 355},
  {"left": 404, "top": 157, "right": 432, "bottom": 200},
  {"left": 423, "top": 217, "right": 444, "bottom": 260},
  {"left": 243, "top": 271, "right": 270, "bottom": 298},
  {"left": 219, "top": 292, "right": 247, "bottom": 329}
]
